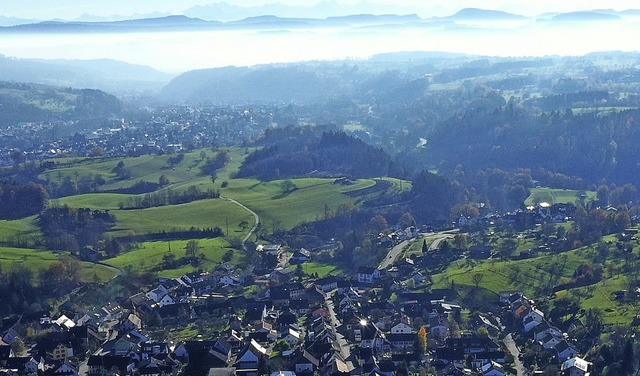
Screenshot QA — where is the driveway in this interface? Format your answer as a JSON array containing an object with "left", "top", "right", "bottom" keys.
[{"left": 503, "top": 333, "right": 527, "bottom": 376}]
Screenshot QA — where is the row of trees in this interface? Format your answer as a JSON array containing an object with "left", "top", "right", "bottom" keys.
[{"left": 118, "top": 186, "right": 220, "bottom": 210}]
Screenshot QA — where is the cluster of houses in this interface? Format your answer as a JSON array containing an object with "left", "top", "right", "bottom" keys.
[
  {"left": 458, "top": 202, "right": 576, "bottom": 232},
  {"left": 0, "top": 236, "right": 600, "bottom": 376},
  {"left": 0, "top": 244, "right": 508, "bottom": 376},
  {"left": 504, "top": 292, "right": 591, "bottom": 376},
  {"left": 0, "top": 105, "right": 274, "bottom": 167}
]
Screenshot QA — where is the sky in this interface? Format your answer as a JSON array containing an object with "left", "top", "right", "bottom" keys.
[{"left": 1, "top": 0, "right": 639, "bottom": 20}]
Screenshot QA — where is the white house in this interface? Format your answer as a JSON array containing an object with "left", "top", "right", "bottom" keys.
[
  {"left": 390, "top": 322, "right": 412, "bottom": 334},
  {"left": 158, "top": 293, "right": 176, "bottom": 307},
  {"left": 357, "top": 267, "right": 381, "bottom": 284},
  {"left": 561, "top": 357, "right": 591, "bottom": 376},
  {"left": 282, "top": 328, "right": 301, "bottom": 346},
  {"left": 146, "top": 285, "right": 169, "bottom": 303}
]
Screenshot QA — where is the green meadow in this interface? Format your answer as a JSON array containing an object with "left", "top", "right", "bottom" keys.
[
  {"left": 55, "top": 196, "right": 256, "bottom": 239},
  {"left": 0, "top": 216, "right": 41, "bottom": 240},
  {"left": 1, "top": 147, "right": 412, "bottom": 279},
  {"left": 103, "top": 237, "right": 238, "bottom": 279},
  {"left": 0, "top": 246, "right": 116, "bottom": 282},
  {"left": 525, "top": 187, "right": 596, "bottom": 206}
]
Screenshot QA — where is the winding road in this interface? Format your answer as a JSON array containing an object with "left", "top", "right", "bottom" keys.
[{"left": 379, "top": 239, "right": 411, "bottom": 269}]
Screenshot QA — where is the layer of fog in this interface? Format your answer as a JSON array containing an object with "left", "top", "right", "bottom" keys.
[{"left": 0, "top": 20, "right": 636, "bottom": 73}]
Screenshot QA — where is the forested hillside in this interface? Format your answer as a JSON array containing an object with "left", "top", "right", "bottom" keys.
[
  {"left": 0, "top": 82, "right": 122, "bottom": 124},
  {"left": 237, "top": 129, "right": 403, "bottom": 179}
]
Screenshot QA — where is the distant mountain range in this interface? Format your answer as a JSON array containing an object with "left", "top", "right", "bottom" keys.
[{"left": 1, "top": 8, "right": 635, "bottom": 33}]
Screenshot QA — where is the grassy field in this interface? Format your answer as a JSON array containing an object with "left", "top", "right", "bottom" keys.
[
  {"left": 54, "top": 193, "right": 134, "bottom": 210},
  {"left": 103, "top": 237, "right": 239, "bottom": 278},
  {"left": 44, "top": 148, "right": 410, "bottom": 234},
  {"left": 40, "top": 150, "right": 213, "bottom": 191},
  {"left": 525, "top": 188, "right": 596, "bottom": 206},
  {"left": 12, "top": 147, "right": 409, "bottom": 280},
  {"left": 222, "top": 177, "right": 388, "bottom": 231},
  {"left": 55, "top": 195, "right": 255, "bottom": 239},
  {"left": 302, "top": 262, "right": 345, "bottom": 278},
  {"left": 0, "top": 246, "right": 117, "bottom": 282},
  {"left": 0, "top": 216, "right": 41, "bottom": 240}
]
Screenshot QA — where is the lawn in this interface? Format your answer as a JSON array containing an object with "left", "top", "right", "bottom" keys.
[
  {"left": 103, "top": 237, "right": 241, "bottom": 278},
  {"left": 54, "top": 193, "right": 136, "bottom": 210},
  {"left": 525, "top": 188, "right": 596, "bottom": 206},
  {"left": 432, "top": 248, "right": 592, "bottom": 298},
  {"left": 302, "top": 262, "right": 345, "bottom": 278},
  {"left": 44, "top": 148, "right": 395, "bottom": 234},
  {"left": 55, "top": 196, "right": 255, "bottom": 239}
]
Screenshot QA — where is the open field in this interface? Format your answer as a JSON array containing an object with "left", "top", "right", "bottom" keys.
[
  {"left": 56, "top": 195, "right": 255, "bottom": 238},
  {"left": 222, "top": 177, "right": 376, "bottom": 230},
  {"left": 0, "top": 216, "right": 41, "bottom": 240},
  {"left": 525, "top": 188, "right": 596, "bottom": 206},
  {"left": 54, "top": 193, "right": 134, "bottom": 210},
  {"left": 0, "top": 246, "right": 117, "bottom": 282},
  {"left": 302, "top": 261, "right": 345, "bottom": 278},
  {"left": 3, "top": 147, "right": 411, "bottom": 280},
  {"left": 113, "top": 199, "right": 254, "bottom": 238},
  {"left": 40, "top": 149, "right": 213, "bottom": 191},
  {"left": 103, "top": 237, "right": 239, "bottom": 278}
]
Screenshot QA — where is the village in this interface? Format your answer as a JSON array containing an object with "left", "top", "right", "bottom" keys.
[{"left": 0, "top": 203, "right": 595, "bottom": 376}]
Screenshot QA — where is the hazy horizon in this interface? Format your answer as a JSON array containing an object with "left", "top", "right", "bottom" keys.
[
  {"left": 0, "top": 2, "right": 639, "bottom": 74},
  {"left": 2, "top": 0, "right": 640, "bottom": 21}
]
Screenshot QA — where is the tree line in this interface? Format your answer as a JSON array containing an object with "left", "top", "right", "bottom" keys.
[{"left": 118, "top": 186, "right": 220, "bottom": 210}]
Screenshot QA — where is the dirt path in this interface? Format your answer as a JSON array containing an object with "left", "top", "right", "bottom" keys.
[{"left": 224, "top": 197, "right": 260, "bottom": 248}]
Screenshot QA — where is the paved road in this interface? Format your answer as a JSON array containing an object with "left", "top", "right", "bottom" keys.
[
  {"left": 503, "top": 333, "right": 526, "bottom": 376},
  {"left": 225, "top": 197, "right": 260, "bottom": 248},
  {"left": 379, "top": 239, "right": 411, "bottom": 269},
  {"left": 428, "top": 233, "right": 455, "bottom": 251},
  {"left": 378, "top": 230, "right": 459, "bottom": 270}
]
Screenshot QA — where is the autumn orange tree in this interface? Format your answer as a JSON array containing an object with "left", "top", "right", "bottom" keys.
[{"left": 418, "top": 326, "right": 428, "bottom": 353}]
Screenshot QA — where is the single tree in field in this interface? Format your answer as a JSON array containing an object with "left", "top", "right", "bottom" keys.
[
  {"left": 185, "top": 240, "right": 200, "bottom": 260},
  {"left": 159, "top": 174, "right": 170, "bottom": 186},
  {"left": 472, "top": 273, "right": 484, "bottom": 288},
  {"left": 239, "top": 220, "right": 249, "bottom": 231}
]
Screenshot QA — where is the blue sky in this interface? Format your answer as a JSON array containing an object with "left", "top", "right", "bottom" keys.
[{"left": 1, "top": 0, "right": 639, "bottom": 20}]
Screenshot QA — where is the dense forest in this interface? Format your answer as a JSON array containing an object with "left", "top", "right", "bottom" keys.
[
  {"left": 38, "top": 206, "right": 115, "bottom": 252},
  {"left": 0, "top": 181, "right": 48, "bottom": 219},
  {"left": 237, "top": 130, "right": 403, "bottom": 180}
]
